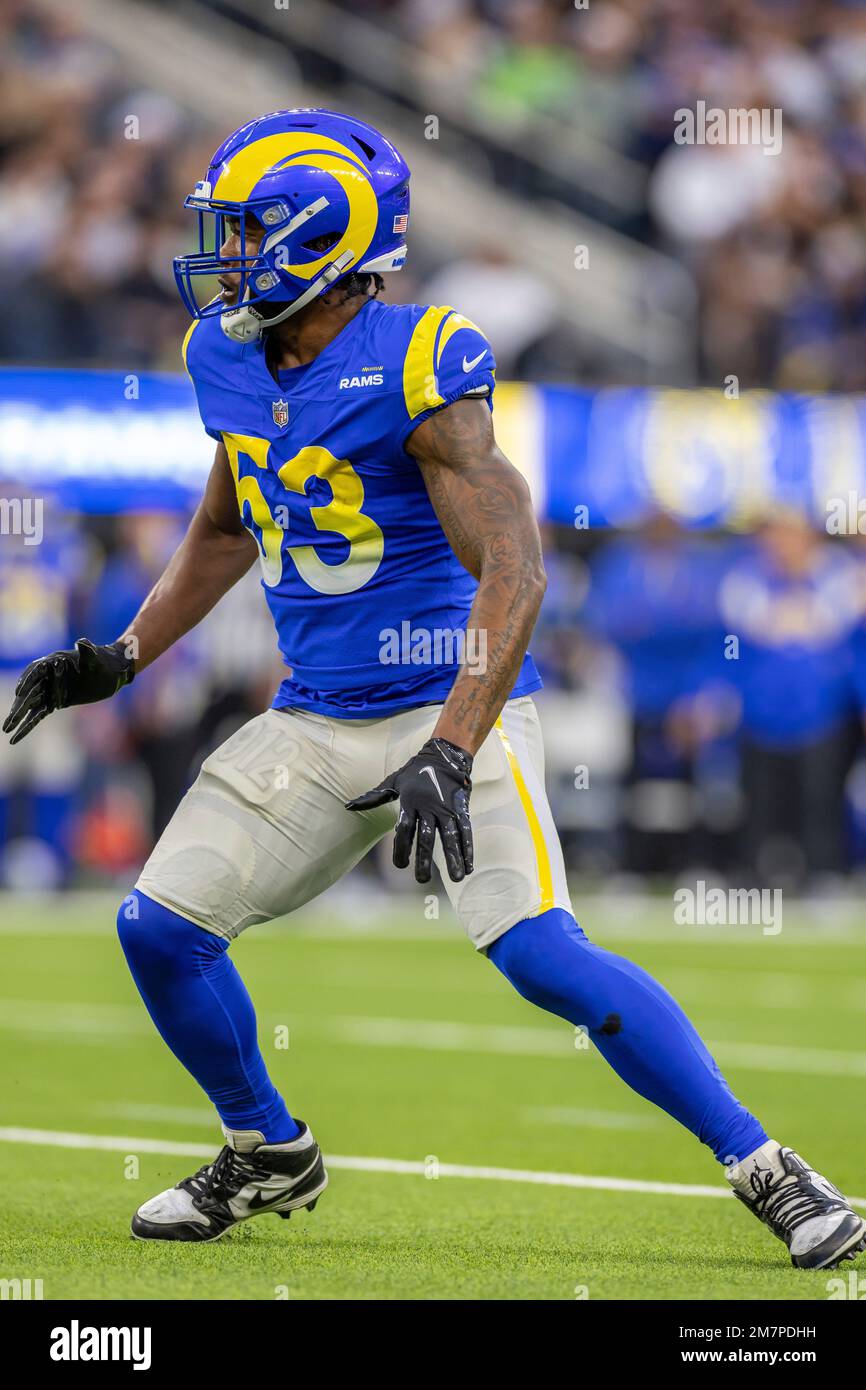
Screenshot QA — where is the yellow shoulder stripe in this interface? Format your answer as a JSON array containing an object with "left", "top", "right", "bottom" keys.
[
  {"left": 403, "top": 306, "right": 490, "bottom": 421},
  {"left": 402, "top": 305, "right": 453, "bottom": 420},
  {"left": 434, "top": 310, "right": 484, "bottom": 368}
]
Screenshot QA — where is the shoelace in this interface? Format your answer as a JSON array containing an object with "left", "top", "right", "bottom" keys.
[
  {"left": 748, "top": 1165, "right": 844, "bottom": 1240},
  {"left": 178, "top": 1146, "right": 270, "bottom": 1211}
]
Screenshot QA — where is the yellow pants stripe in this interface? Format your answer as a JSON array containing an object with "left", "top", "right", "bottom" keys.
[{"left": 494, "top": 714, "right": 554, "bottom": 914}]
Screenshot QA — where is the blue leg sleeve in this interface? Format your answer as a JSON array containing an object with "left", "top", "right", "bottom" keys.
[
  {"left": 117, "top": 890, "right": 298, "bottom": 1144},
  {"left": 488, "top": 908, "right": 766, "bottom": 1163}
]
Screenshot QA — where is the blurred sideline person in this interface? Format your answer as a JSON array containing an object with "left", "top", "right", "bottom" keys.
[
  {"left": 0, "top": 506, "right": 85, "bottom": 887},
  {"left": 719, "top": 513, "right": 861, "bottom": 888},
  {"left": 86, "top": 513, "right": 211, "bottom": 840},
  {"left": 584, "top": 515, "right": 730, "bottom": 875},
  {"left": 4, "top": 110, "right": 863, "bottom": 1270},
  {"left": 420, "top": 242, "right": 559, "bottom": 378}
]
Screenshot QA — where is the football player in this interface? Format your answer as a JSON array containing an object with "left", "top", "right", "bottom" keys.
[{"left": 5, "top": 110, "right": 863, "bottom": 1268}]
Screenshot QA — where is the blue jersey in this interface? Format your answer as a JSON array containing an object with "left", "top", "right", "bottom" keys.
[{"left": 184, "top": 297, "right": 541, "bottom": 716}]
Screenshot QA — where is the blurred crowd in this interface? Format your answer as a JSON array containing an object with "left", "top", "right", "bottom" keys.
[
  {"left": 337, "top": 0, "right": 866, "bottom": 390},
  {"left": 4, "top": 505, "right": 866, "bottom": 895},
  {"left": 5, "top": 0, "right": 866, "bottom": 386},
  {"left": 0, "top": 0, "right": 212, "bottom": 369},
  {"left": 0, "top": 0, "right": 527, "bottom": 371}
]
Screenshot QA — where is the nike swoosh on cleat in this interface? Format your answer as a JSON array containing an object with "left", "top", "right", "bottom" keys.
[
  {"left": 247, "top": 1188, "right": 301, "bottom": 1212},
  {"left": 462, "top": 350, "right": 486, "bottom": 373}
]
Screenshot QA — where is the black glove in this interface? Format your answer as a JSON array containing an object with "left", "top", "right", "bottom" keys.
[
  {"left": 346, "top": 736, "right": 474, "bottom": 884},
  {"left": 2, "top": 638, "right": 135, "bottom": 746}
]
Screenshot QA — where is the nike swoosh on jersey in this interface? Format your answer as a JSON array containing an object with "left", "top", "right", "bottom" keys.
[
  {"left": 462, "top": 350, "right": 487, "bottom": 373},
  {"left": 419, "top": 765, "right": 445, "bottom": 800}
]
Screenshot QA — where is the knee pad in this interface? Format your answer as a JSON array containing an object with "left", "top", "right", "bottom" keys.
[
  {"left": 117, "top": 889, "right": 225, "bottom": 973},
  {"left": 490, "top": 908, "right": 585, "bottom": 991},
  {"left": 488, "top": 908, "right": 612, "bottom": 1029}
]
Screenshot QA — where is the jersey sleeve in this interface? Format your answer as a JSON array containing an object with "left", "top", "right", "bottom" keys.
[{"left": 396, "top": 305, "right": 496, "bottom": 451}]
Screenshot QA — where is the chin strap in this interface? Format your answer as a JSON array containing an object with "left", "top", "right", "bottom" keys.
[{"left": 220, "top": 252, "right": 355, "bottom": 343}]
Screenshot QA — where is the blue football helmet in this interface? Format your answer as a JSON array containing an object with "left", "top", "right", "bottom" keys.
[{"left": 174, "top": 108, "right": 410, "bottom": 342}]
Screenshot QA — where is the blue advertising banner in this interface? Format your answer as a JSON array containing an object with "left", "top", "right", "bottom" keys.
[
  {"left": 543, "top": 385, "right": 866, "bottom": 530},
  {"left": 0, "top": 369, "right": 211, "bottom": 513},
  {"left": 3, "top": 368, "right": 866, "bottom": 528}
]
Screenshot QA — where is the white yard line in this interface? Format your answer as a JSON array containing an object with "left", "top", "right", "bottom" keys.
[
  {"left": 0, "top": 999, "right": 149, "bottom": 1039},
  {"left": 323, "top": 1014, "right": 866, "bottom": 1078},
  {"left": 708, "top": 1039, "right": 866, "bottom": 1079},
  {"left": 4, "top": 997, "right": 866, "bottom": 1077},
  {"left": 660, "top": 968, "right": 866, "bottom": 1013},
  {"left": 96, "top": 1102, "right": 664, "bottom": 1136},
  {"left": 0, "top": 1124, "right": 863, "bottom": 1208},
  {"left": 327, "top": 1014, "right": 573, "bottom": 1057},
  {"left": 92, "top": 1102, "right": 218, "bottom": 1127},
  {"left": 523, "top": 1106, "right": 660, "bottom": 1131}
]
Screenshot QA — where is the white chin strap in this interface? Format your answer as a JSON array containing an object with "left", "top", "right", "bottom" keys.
[{"left": 220, "top": 252, "right": 355, "bottom": 344}]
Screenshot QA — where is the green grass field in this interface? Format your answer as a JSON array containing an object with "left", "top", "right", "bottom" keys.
[{"left": 1, "top": 889, "right": 864, "bottom": 1301}]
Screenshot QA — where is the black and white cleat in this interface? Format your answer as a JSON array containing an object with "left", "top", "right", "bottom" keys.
[
  {"left": 727, "top": 1141, "right": 866, "bottom": 1270},
  {"left": 131, "top": 1120, "right": 327, "bottom": 1243}
]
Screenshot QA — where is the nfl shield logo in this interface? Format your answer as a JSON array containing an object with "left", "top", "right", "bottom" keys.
[{"left": 272, "top": 398, "right": 289, "bottom": 428}]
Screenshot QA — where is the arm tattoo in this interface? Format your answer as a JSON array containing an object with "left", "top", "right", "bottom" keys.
[{"left": 408, "top": 398, "right": 546, "bottom": 753}]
